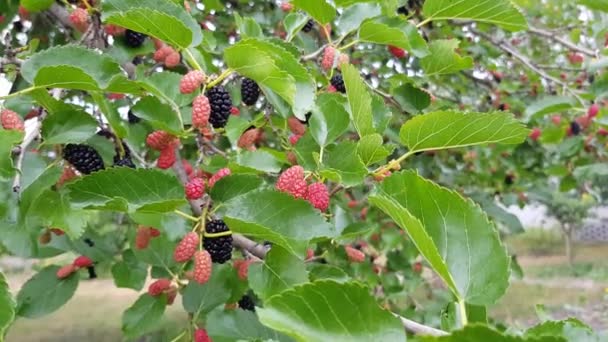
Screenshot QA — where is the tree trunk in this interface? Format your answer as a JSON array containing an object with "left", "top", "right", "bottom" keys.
[{"left": 564, "top": 229, "right": 574, "bottom": 266}]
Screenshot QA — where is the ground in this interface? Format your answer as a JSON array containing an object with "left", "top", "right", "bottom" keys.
[{"left": 4, "top": 231, "right": 608, "bottom": 341}]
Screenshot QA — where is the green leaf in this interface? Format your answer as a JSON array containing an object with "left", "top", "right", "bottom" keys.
[
  {"left": 322, "top": 142, "right": 368, "bottom": 187},
  {"left": 139, "top": 71, "right": 195, "bottom": 108},
  {"left": 470, "top": 193, "right": 524, "bottom": 234},
  {"left": 132, "top": 234, "right": 177, "bottom": 268},
  {"left": 359, "top": 17, "right": 429, "bottom": 58},
  {"left": 225, "top": 116, "right": 252, "bottom": 148},
  {"left": 101, "top": 0, "right": 203, "bottom": 48},
  {"left": 292, "top": 0, "right": 336, "bottom": 24},
  {"left": 18, "top": 166, "right": 62, "bottom": 228},
  {"left": 112, "top": 250, "right": 148, "bottom": 291},
  {"left": 421, "top": 40, "right": 473, "bottom": 76},
  {"left": 307, "top": 264, "right": 350, "bottom": 283},
  {"left": 336, "top": 3, "right": 382, "bottom": 36},
  {"left": 309, "top": 93, "right": 350, "bottom": 147},
  {"left": 421, "top": 324, "right": 557, "bottom": 342},
  {"left": 233, "top": 150, "right": 283, "bottom": 173},
  {"left": 0, "top": 130, "right": 24, "bottom": 180},
  {"left": 369, "top": 171, "right": 510, "bottom": 305},
  {"left": 207, "top": 309, "right": 293, "bottom": 342},
  {"left": 422, "top": 0, "right": 528, "bottom": 32},
  {"left": 27, "top": 190, "right": 86, "bottom": 239},
  {"left": 234, "top": 12, "right": 263, "bottom": 38},
  {"left": 0, "top": 272, "right": 15, "bottom": 338},
  {"left": 223, "top": 190, "right": 337, "bottom": 256},
  {"left": 122, "top": 294, "right": 166, "bottom": 339},
  {"left": 182, "top": 264, "right": 235, "bottom": 316},
  {"left": 342, "top": 64, "right": 375, "bottom": 137},
  {"left": 578, "top": 0, "right": 608, "bottom": 12},
  {"left": 391, "top": 83, "right": 431, "bottom": 113},
  {"left": 357, "top": 134, "right": 392, "bottom": 166},
  {"left": 524, "top": 96, "right": 576, "bottom": 122},
  {"left": 525, "top": 318, "right": 596, "bottom": 341},
  {"left": 21, "top": 45, "right": 137, "bottom": 92},
  {"left": 41, "top": 104, "right": 98, "bottom": 145},
  {"left": 257, "top": 280, "right": 406, "bottom": 342},
  {"left": 66, "top": 168, "right": 186, "bottom": 213},
  {"left": 131, "top": 96, "right": 183, "bottom": 135},
  {"left": 16, "top": 266, "right": 79, "bottom": 318},
  {"left": 20, "top": 0, "right": 53, "bottom": 12},
  {"left": 249, "top": 246, "right": 309, "bottom": 300},
  {"left": 90, "top": 92, "right": 128, "bottom": 139},
  {"left": 209, "top": 174, "right": 263, "bottom": 203},
  {"left": 573, "top": 163, "right": 608, "bottom": 180},
  {"left": 284, "top": 12, "right": 310, "bottom": 42},
  {"left": 399, "top": 111, "right": 529, "bottom": 153}
]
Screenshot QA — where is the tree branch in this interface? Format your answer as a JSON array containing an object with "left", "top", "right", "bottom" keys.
[{"left": 528, "top": 26, "right": 597, "bottom": 57}]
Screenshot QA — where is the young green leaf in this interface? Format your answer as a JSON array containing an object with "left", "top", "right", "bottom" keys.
[
  {"left": 16, "top": 266, "right": 79, "bottom": 318},
  {"left": 292, "top": 0, "right": 336, "bottom": 25},
  {"left": 182, "top": 264, "right": 237, "bottom": 316},
  {"left": 420, "top": 40, "right": 473, "bottom": 76},
  {"left": 206, "top": 309, "right": 292, "bottom": 342},
  {"left": 422, "top": 0, "right": 528, "bottom": 32},
  {"left": 359, "top": 17, "right": 429, "bottom": 57},
  {"left": 342, "top": 64, "right": 375, "bottom": 138},
  {"left": 249, "top": 246, "right": 309, "bottom": 300},
  {"left": 122, "top": 294, "right": 166, "bottom": 339}
]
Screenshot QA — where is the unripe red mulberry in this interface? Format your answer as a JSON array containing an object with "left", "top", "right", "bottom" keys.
[
  {"left": 344, "top": 246, "right": 365, "bottom": 263},
  {"left": 287, "top": 117, "right": 306, "bottom": 136},
  {"left": 289, "top": 134, "right": 302, "bottom": 145},
  {"left": 233, "top": 259, "right": 254, "bottom": 281},
  {"left": 194, "top": 328, "right": 212, "bottom": 342},
  {"left": 153, "top": 45, "right": 173, "bottom": 63},
  {"left": 157, "top": 146, "right": 176, "bottom": 169},
  {"left": 388, "top": 45, "right": 407, "bottom": 59},
  {"left": 57, "top": 166, "right": 78, "bottom": 187},
  {"left": 208, "top": 168, "right": 231, "bottom": 188},
  {"left": 1, "top": 109, "right": 24, "bottom": 132},
  {"left": 237, "top": 128, "right": 260, "bottom": 150},
  {"left": 180, "top": 70, "right": 206, "bottom": 94},
  {"left": 307, "top": 182, "right": 329, "bottom": 211},
  {"left": 174, "top": 232, "right": 199, "bottom": 262},
  {"left": 56, "top": 264, "right": 77, "bottom": 279},
  {"left": 193, "top": 250, "right": 212, "bottom": 284},
  {"left": 148, "top": 278, "right": 172, "bottom": 296},
  {"left": 73, "top": 255, "right": 93, "bottom": 268},
  {"left": 276, "top": 166, "right": 308, "bottom": 199},
  {"left": 146, "top": 131, "right": 177, "bottom": 151},
  {"left": 185, "top": 177, "right": 205, "bottom": 200},
  {"left": 164, "top": 51, "right": 181, "bottom": 68},
  {"left": 192, "top": 95, "right": 211, "bottom": 129},
  {"left": 135, "top": 226, "right": 152, "bottom": 250},
  {"left": 321, "top": 46, "right": 336, "bottom": 71},
  {"left": 69, "top": 8, "right": 89, "bottom": 32}
]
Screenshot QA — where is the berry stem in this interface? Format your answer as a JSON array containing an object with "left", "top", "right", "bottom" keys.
[
  {"left": 416, "top": 18, "right": 432, "bottom": 28},
  {"left": 81, "top": 0, "right": 94, "bottom": 12},
  {"left": 183, "top": 48, "right": 203, "bottom": 71},
  {"left": 457, "top": 298, "right": 468, "bottom": 327},
  {"left": 321, "top": 24, "right": 331, "bottom": 43},
  {"left": 203, "top": 230, "right": 233, "bottom": 238},
  {"left": 372, "top": 150, "right": 415, "bottom": 176},
  {"left": 0, "top": 86, "right": 42, "bottom": 100},
  {"left": 168, "top": 330, "right": 186, "bottom": 342},
  {"left": 339, "top": 39, "right": 359, "bottom": 51},
  {"left": 174, "top": 209, "right": 199, "bottom": 222},
  {"left": 206, "top": 68, "right": 234, "bottom": 89}
]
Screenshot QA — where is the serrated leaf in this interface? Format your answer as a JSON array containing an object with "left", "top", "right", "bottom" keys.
[
  {"left": 369, "top": 171, "right": 510, "bottom": 305},
  {"left": 322, "top": 142, "right": 367, "bottom": 187},
  {"left": 209, "top": 174, "right": 263, "bottom": 203},
  {"left": 122, "top": 294, "right": 166, "bottom": 339},
  {"left": 112, "top": 250, "right": 148, "bottom": 291},
  {"left": 359, "top": 17, "right": 429, "bottom": 58},
  {"left": 342, "top": 64, "right": 375, "bottom": 138},
  {"left": 307, "top": 264, "right": 350, "bottom": 283},
  {"left": 207, "top": 309, "right": 293, "bottom": 342},
  {"left": 41, "top": 104, "right": 98, "bottom": 145},
  {"left": 102, "top": 0, "right": 202, "bottom": 48},
  {"left": 16, "top": 266, "right": 79, "bottom": 318},
  {"left": 421, "top": 40, "right": 473, "bottom": 76},
  {"left": 337, "top": 3, "right": 382, "bottom": 36},
  {"left": 0, "top": 130, "right": 24, "bottom": 180},
  {"left": 66, "top": 168, "right": 186, "bottom": 213},
  {"left": 223, "top": 190, "right": 336, "bottom": 256},
  {"left": 422, "top": 0, "right": 528, "bottom": 32},
  {"left": 249, "top": 246, "right": 309, "bottom": 300},
  {"left": 399, "top": 111, "right": 528, "bottom": 153},
  {"left": 0, "top": 272, "right": 15, "bottom": 338},
  {"left": 182, "top": 264, "right": 236, "bottom": 316},
  {"left": 234, "top": 12, "right": 263, "bottom": 38},
  {"left": 309, "top": 93, "right": 350, "bottom": 147},
  {"left": 525, "top": 318, "right": 596, "bottom": 341},
  {"left": 131, "top": 96, "right": 183, "bottom": 134},
  {"left": 21, "top": 45, "right": 137, "bottom": 92},
  {"left": 257, "top": 281, "right": 406, "bottom": 342},
  {"left": 391, "top": 83, "right": 431, "bottom": 113},
  {"left": 524, "top": 96, "right": 576, "bottom": 122},
  {"left": 357, "top": 134, "right": 392, "bottom": 166},
  {"left": 292, "top": 0, "right": 336, "bottom": 24}
]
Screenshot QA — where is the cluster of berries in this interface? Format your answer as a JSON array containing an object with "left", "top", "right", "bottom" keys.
[
  {"left": 275, "top": 166, "right": 330, "bottom": 212},
  {"left": 56, "top": 255, "right": 94, "bottom": 279}
]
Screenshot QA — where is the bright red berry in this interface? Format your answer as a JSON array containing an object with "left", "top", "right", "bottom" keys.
[
  {"left": 327, "top": 85, "right": 337, "bottom": 93},
  {"left": 148, "top": 278, "right": 172, "bottom": 296},
  {"left": 57, "top": 166, "right": 78, "bottom": 187},
  {"left": 104, "top": 24, "right": 125, "bottom": 36},
  {"left": 146, "top": 131, "right": 177, "bottom": 151},
  {"left": 73, "top": 256, "right": 93, "bottom": 268},
  {"left": 276, "top": 166, "right": 308, "bottom": 199},
  {"left": 153, "top": 45, "right": 173, "bottom": 62},
  {"left": 289, "top": 134, "right": 302, "bottom": 145},
  {"left": 157, "top": 146, "right": 176, "bottom": 169},
  {"left": 193, "top": 250, "right": 212, "bottom": 284},
  {"left": 412, "top": 262, "right": 423, "bottom": 273},
  {"left": 56, "top": 264, "right": 77, "bottom": 279},
  {"left": 529, "top": 127, "right": 541, "bottom": 141},
  {"left": 164, "top": 51, "right": 181, "bottom": 68},
  {"left": 208, "top": 168, "right": 231, "bottom": 188},
  {"left": 1, "top": 109, "right": 24, "bottom": 132},
  {"left": 305, "top": 249, "right": 314, "bottom": 260},
  {"left": 288, "top": 117, "right": 306, "bottom": 136},
  {"left": 194, "top": 328, "right": 212, "bottom": 342},
  {"left": 588, "top": 104, "right": 600, "bottom": 118},
  {"left": 69, "top": 8, "right": 89, "bottom": 32},
  {"left": 307, "top": 182, "right": 329, "bottom": 211},
  {"left": 149, "top": 228, "right": 161, "bottom": 237},
  {"left": 50, "top": 228, "right": 65, "bottom": 236},
  {"left": 551, "top": 115, "right": 562, "bottom": 125},
  {"left": 230, "top": 106, "right": 240, "bottom": 116},
  {"left": 174, "top": 232, "right": 199, "bottom": 262},
  {"left": 180, "top": 70, "right": 206, "bottom": 94},
  {"left": 388, "top": 45, "right": 407, "bottom": 59},
  {"left": 344, "top": 246, "right": 365, "bottom": 263},
  {"left": 135, "top": 226, "right": 152, "bottom": 250},
  {"left": 233, "top": 259, "right": 254, "bottom": 281},
  {"left": 321, "top": 46, "right": 336, "bottom": 71},
  {"left": 185, "top": 177, "right": 205, "bottom": 200},
  {"left": 598, "top": 127, "right": 608, "bottom": 137},
  {"left": 192, "top": 95, "right": 211, "bottom": 129},
  {"left": 280, "top": 2, "right": 293, "bottom": 12}
]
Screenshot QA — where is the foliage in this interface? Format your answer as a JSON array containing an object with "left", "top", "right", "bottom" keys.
[{"left": 0, "top": 0, "right": 607, "bottom": 341}]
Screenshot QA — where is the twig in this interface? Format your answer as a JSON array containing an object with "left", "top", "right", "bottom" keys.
[
  {"left": 301, "top": 44, "right": 328, "bottom": 61},
  {"left": 395, "top": 314, "right": 448, "bottom": 336},
  {"left": 471, "top": 28, "right": 585, "bottom": 106},
  {"left": 528, "top": 26, "right": 597, "bottom": 57},
  {"left": 460, "top": 71, "right": 494, "bottom": 89},
  {"left": 537, "top": 65, "right": 583, "bottom": 72}
]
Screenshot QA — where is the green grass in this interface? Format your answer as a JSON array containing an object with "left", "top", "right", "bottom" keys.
[
  {"left": 505, "top": 228, "right": 564, "bottom": 256},
  {"left": 525, "top": 261, "right": 608, "bottom": 282}
]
